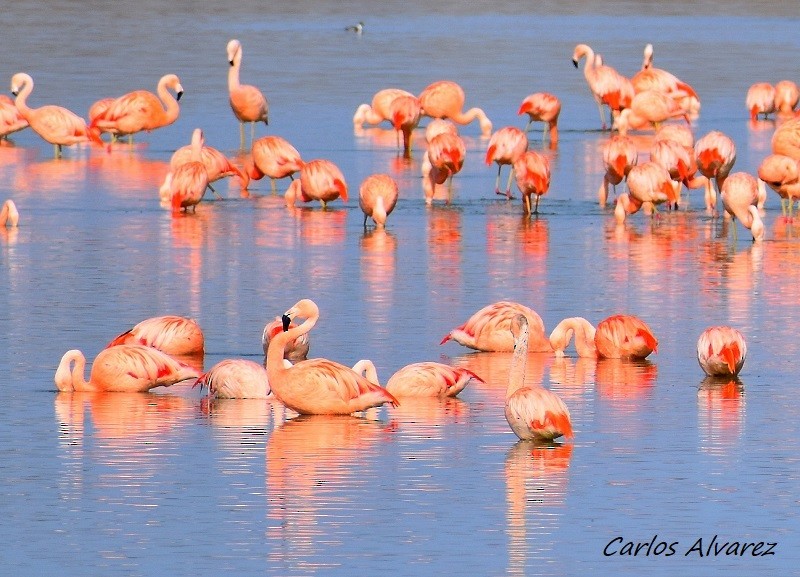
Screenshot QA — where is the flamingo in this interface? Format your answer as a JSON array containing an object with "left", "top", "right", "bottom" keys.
[
  {"left": 513, "top": 149, "right": 551, "bottom": 215},
  {"left": 720, "top": 172, "right": 765, "bottom": 242},
  {"left": 758, "top": 153, "right": 800, "bottom": 218},
  {"left": 106, "top": 315, "right": 204, "bottom": 356},
  {"left": 697, "top": 326, "right": 747, "bottom": 377},
  {"left": 771, "top": 117, "right": 800, "bottom": 160},
  {"left": 227, "top": 39, "right": 269, "bottom": 149},
  {"left": 385, "top": 362, "right": 483, "bottom": 398},
  {"left": 572, "top": 44, "right": 634, "bottom": 130},
  {"left": 10, "top": 72, "right": 102, "bottom": 158},
  {"left": 164, "top": 128, "right": 210, "bottom": 213},
  {"left": 517, "top": 92, "right": 561, "bottom": 145},
  {"left": 626, "top": 160, "right": 677, "bottom": 214},
  {"left": 424, "top": 118, "right": 458, "bottom": 142},
  {"left": 0, "top": 94, "right": 28, "bottom": 141},
  {"left": 486, "top": 126, "right": 529, "bottom": 198},
  {"left": 612, "top": 89, "right": 688, "bottom": 136},
  {"left": 248, "top": 135, "right": 304, "bottom": 193},
  {"left": 632, "top": 44, "right": 700, "bottom": 117},
  {"left": 418, "top": 80, "right": 493, "bottom": 137},
  {"left": 265, "top": 298, "right": 399, "bottom": 415},
  {"left": 774, "top": 80, "right": 800, "bottom": 116},
  {"left": 54, "top": 345, "right": 200, "bottom": 393},
  {"left": 694, "top": 130, "right": 737, "bottom": 214},
  {"left": 649, "top": 138, "right": 696, "bottom": 208},
  {"left": 359, "top": 173, "right": 399, "bottom": 228},
  {"left": 170, "top": 136, "right": 248, "bottom": 194},
  {"left": 284, "top": 158, "right": 348, "bottom": 208},
  {"left": 262, "top": 316, "right": 310, "bottom": 363},
  {"left": 87, "top": 96, "right": 118, "bottom": 140},
  {"left": 194, "top": 358, "right": 272, "bottom": 399},
  {"left": 422, "top": 131, "right": 466, "bottom": 205},
  {"left": 89, "top": 74, "right": 184, "bottom": 144},
  {"left": 388, "top": 94, "right": 422, "bottom": 157},
  {"left": 549, "top": 315, "right": 657, "bottom": 359},
  {"left": 599, "top": 134, "right": 638, "bottom": 206},
  {"left": 613, "top": 193, "right": 644, "bottom": 223},
  {"left": 745, "top": 82, "right": 776, "bottom": 121},
  {"left": 352, "top": 88, "right": 415, "bottom": 129},
  {"left": 1, "top": 199, "right": 19, "bottom": 228},
  {"left": 441, "top": 301, "right": 552, "bottom": 353},
  {"left": 505, "top": 314, "right": 574, "bottom": 442}
]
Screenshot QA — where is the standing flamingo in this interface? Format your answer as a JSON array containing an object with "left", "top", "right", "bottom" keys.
[
  {"left": 170, "top": 136, "right": 248, "bottom": 194},
  {"left": 774, "top": 80, "right": 800, "bottom": 116},
  {"left": 599, "top": 134, "right": 638, "bottom": 206},
  {"left": 517, "top": 92, "right": 561, "bottom": 145},
  {"left": 649, "top": 138, "right": 696, "bottom": 208},
  {"left": 54, "top": 345, "right": 200, "bottom": 393},
  {"left": 486, "top": 126, "right": 529, "bottom": 198},
  {"left": 549, "top": 315, "right": 657, "bottom": 360},
  {"left": 572, "top": 44, "right": 634, "bottom": 130},
  {"left": 441, "top": 301, "right": 552, "bottom": 352},
  {"left": 352, "top": 88, "right": 415, "bottom": 129},
  {"left": 248, "top": 135, "right": 304, "bottom": 193},
  {"left": 505, "top": 314, "right": 574, "bottom": 441},
  {"left": 694, "top": 130, "right": 737, "bottom": 214},
  {"left": 697, "top": 326, "right": 747, "bottom": 377},
  {"left": 632, "top": 44, "right": 700, "bottom": 117},
  {"left": 194, "top": 358, "right": 272, "bottom": 399},
  {"left": 549, "top": 317, "right": 598, "bottom": 358},
  {"left": 612, "top": 89, "right": 688, "bottom": 135},
  {"left": 262, "top": 316, "right": 310, "bottom": 363},
  {"left": 758, "top": 153, "right": 800, "bottom": 218},
  {"left": 418, "top": 80, "right": 493, "bottom": 137},
  {"left": 164, "top": 128, "right": 210, "bottom": 213},
  {"left": 265, "top": 298, "right": 399, "bottom": 415},
  {"left": 284, "top": 158, "right": 348, "bottom": 208},
  {"left": 106, "top": 315, "right": 204, "bottom": 356},
  {"left": 771, "top": 117, "right": 800, "bottom": 160},
  {"left": 613, "top": 193, "right": 644, "bottom": 223},
  {"left": 745, "top": 82, "right": 776, "bottom": 121},
  {"left": 720, "top": 172, "right": 765, "bottom": 242},
  {"left": 359, "top": 173, "right": 399, "bottom": 228},
  {"left": 626, "top": 161, "right": 677, "bottom": 214},
  {"left": 513, "top": 149, "right": 551, "bottom": 215},
  {"left": 227, "top": 39, "right": 269, "bottom": 149},
  {"left": 10, "top": 72, "right": 102, "bottom": 158},
  {"left": 388, "top": 94, "right": 422, "bottom": 158},
  {"left": 0, "top": 94, "right": 28, "bottom": 141},
  {"left": 386, "top": 362, "right": 483, "bottom": 398},
  {"left": 422, "top": 131, "right": 466, "bottom": 205},
  {"left": 89, "top": 74, "right": 184, "bottom": 144},
  {"left": 1, "top": 199, "right": 19, "bottom": 227}
]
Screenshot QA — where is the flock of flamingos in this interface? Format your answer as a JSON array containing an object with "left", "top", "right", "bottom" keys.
[{"left": 2, "top": 36, "right": 793, "bottom": 443}]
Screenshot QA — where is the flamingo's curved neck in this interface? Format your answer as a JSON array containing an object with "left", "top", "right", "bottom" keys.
[
  {"left": 506, "top": 323, "right": 529, "bottom": 399},
  {"left": 228, "top": 51, "right": 242, "bottom": 92},
  {"left": 266, "top": 312, "right": 317, "bottom": 386},
  {"left": 158, "top": 80, "right": 181, "bottom": 125},
  {"left": 13, "top": 79, "right": 32, "bottom": 117}
]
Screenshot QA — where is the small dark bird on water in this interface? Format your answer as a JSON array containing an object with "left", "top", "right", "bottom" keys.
[{"left": 345, "top": 21, "right": 364, "bottom": 34}]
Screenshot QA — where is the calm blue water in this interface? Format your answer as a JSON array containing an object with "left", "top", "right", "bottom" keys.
[{"left": 1, "top": 2, "right": 799, "bottom": 576}]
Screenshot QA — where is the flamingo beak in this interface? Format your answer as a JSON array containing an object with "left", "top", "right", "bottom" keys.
[{"left": 282, "top": 314, "right": 291, "bottom": 332}]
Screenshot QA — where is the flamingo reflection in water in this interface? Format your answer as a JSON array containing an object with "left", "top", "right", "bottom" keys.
[{"left": 697, "top": 377, "right": 745, "bottom": 458}]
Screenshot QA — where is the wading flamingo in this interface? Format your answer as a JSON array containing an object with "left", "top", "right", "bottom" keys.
[
  {"left": 613, "top": 193, "right": 644, "bottom": 223},
  {"left": 388, "top": 94, "right": 422, "bottom": 157},
  {"left": 549, "top": 315, "right": 657, "bottom": 360},
  {"left": 386, "top": 362, "right": 483, "bottom": 398},
  {"left": 745, "top": 82, "right": 776, "bottom": 121},
  {"left": 106, "top": 315, "right": 204, "bottom": 356},
  {"left": 441, "top": 301, "right": 552, "bottom": 352},
  {"left": 517, "top": 92, "right": 560, "bottom": 145},
  {"left": 418, "top": 80, "right": 493, "bottom": 137},
  {"left": 359, "top": 173, "right": 399, "bottom": 228},
  {"left": 262, "top": 316, "right": 310, "bottom": 363},
  {"left": 626, "top": 160, "right": 677, "bottom": 214},
  {"left": 0, "top": 94, "right": 28, "bottom": 141},
  {"left": 505, "top": 314, "right": 574, "bottom": 441},
  {"left": 697, "top": 326, "right": 747, "bottom": 377},
  {"left": 758, "top": 153, "right": 800, "bottom": 218},
  {"left": 599, "top": 134, "right": 638, "bottom": 206},
  {"left": 422, "top": 131, "right": 466, "bottom": 205},
  {"left": 572, "top": 44, "right": 634, "bottom": 130},
  {"left": 248, "top": 135, "right": 304, "bottom": 193},
  {"left": 694, "top": 130, "right": 736, "bottom": 214},
  {"left": 353, "top": 88, "right": 415, "bottom": 129},
  {"left": 612, "top": 89, "right": 688, "bottom": 136},
  {"left": 265, "top": 298, "right": 399, "bottom": 415},
  {"left": 771, "top": 117, "right": 800, "bottom": 160},
  {"left": 1, "top": 199, "right": 19, "bottom": 227},
  {"left": 164, "top": 128, "right": 210, "bottom": 213},
  {"left": 513, "top": 149, "right": 551, "bottom": 215},
  {"left": 89, "top": 74, "right": 184, "bottom": 144},
  {"left": 54, "top": 345, "right": 200, "bottom": 393},
  {"left": 10, "top": 72, "right": 102, "bottom": 158},
  {"left": 285, "top": 158, "right": 348, "bottom": 208},
  {"left": 194, "top": 358, "right": 272, "bottom": 399},
  {"left": 632, "top": 44, "right": 700, "bottom": 117},
  {"left": 774, "top": 80, "right": 800, "bottom": 116},
  {"left": 720, "top": 172, "right": 765, "bottom": 242},
  {"left": 649, "top": 138, "right": 696, "bottom": 207},
  {"left": 227, "top": 39, "right": 269, "bottom": 149},
  {"left": 486, "top": 126, "right": 528, "bottom": 198},
  {"left": 170, "top": 136, "right": 248, "bottom": 193}
]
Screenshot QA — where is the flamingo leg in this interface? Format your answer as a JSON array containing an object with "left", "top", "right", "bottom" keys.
[
  {"left": 239, "top": 122, "right": 246, "bottom": 150},
  {"left": 533, "top": 194, "right": 540, "bottom": 214},
  {"left": 495, "top": 165, "right": 504, "bottom": 195},
  {"left": 505, "top": 167, "right": 515, "bottom": 199}
]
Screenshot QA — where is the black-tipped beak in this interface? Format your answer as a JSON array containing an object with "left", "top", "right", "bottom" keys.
[
  {"left": 11, "top": 90, "right": 18, "bottom": 96},
  {"left": 282, "top": 314, "right": 291, "bottom": 332},
  {"left": 176, "top": 91, "right": 184, "bottom": 102},
  {"left": 572, "top": 59, "right": 578, "bottom": 68},
  {"left": 229, "top": 60, "right": 234, "bottom": 67}
]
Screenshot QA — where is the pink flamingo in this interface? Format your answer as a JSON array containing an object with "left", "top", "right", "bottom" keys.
[
  {"left": 262, "top": 316, "right": 310, "bottom": 363},
  {"left": 265, "top": 298, "right": 399, "bottom": 415},
  {"left": 418, "top": 80, "right": 493, "bottom": 137},
  {"left": 54, "top": 345, "right": 200, "bottom": 393},
  {"left": 227, "top": 39, "right": 269, "bottom": 149},
  {"left": 170, "top": 136, "right": 248, "bottom": 194},
  {"left": 694, "top": 130, "right": 737, "bottom": 213},
  {"left": 572, "top": 44, "right": 634, "bottom": 130},
  {"left": 633, "top": 44, "right": 700, "bottom": 117},
  {"left": 649, "top": 138, "right": 696, "bottom": 208},
  {"left": 164, "top": 128, "right": 210, "bottom": 213},
  {"left": 388, "top": 94, "right": 422, "bottom": 157},
  {"left": 486, "top": 126, "right": 528, "bottom": 197},
  {"left": 89, "top": 74, "right": 184, "bottom": 144},
  {"left": 106, "top": 315, "right": 204, "bottom": 356},
  {"left": 284, "top": 158, "right": 348, "bottom": 208},
  {"left": 422, "top": 131, "right": 466, "bottom": 205},
  {"left": 248, "top": 135, "right": 304, "bottom": 193},
  {"left": 441, "top": 301, "right": 552, "bottom": 353},
  {"left": 549, "top": 315, "right": 657, "bottom": 360},
  {"left": 1, "top": 199, "right": 19, "bottom": 228},
  {"left": 10, "top": 72, "right": 102, "bottom": 158},
  {"left": 771, "top": 117, "right": 800, "bottom": 160},
  {"left": 352, "top": 88, "right": 415, "bottom": 129},
  {"left": 697, "top": 326, "right": 747, "bottom": 377},
  {"left": 505, "top": 314, "right": 574, "bottom": 441},
  {"left": 758, "top": 153, "right": 800, "bottom": 218},
  {"left": 626, "top": 160, "right": 677, "bottom": 214},
  {"left": 513, "top": 149, "right": 551, "bottom": 214},
  {"left": 0, "top": 94, "right": 28, "bottom": 141},
  {"left": 359, "top": 173, "right": 399, "bottom": 228},
  {"left": 745, "top": 82, "right": 776, "bottom": 121},
  {"left": 386, "top": 362, "right": 484, "bottom": 398},
  {"left": 194, "top": 358, "right": 272, "bottom": 399},
  {"left": 599, "top": 134, "right": 638, "bottom": 206},
  {"left": 720, "top": 172, "right": 765, "bottom": 242},
  {"left": 613, "top": 89, "right": 688, "bottom": 135},
  {"left": 774, "top": 80, "right": 800, "bottom": 116},
  {"left": 517, "top": 92, "right": 560, "bottom": 145},
  {"left": 613, "top": 193, "right": 644, "bottom": 223}
]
